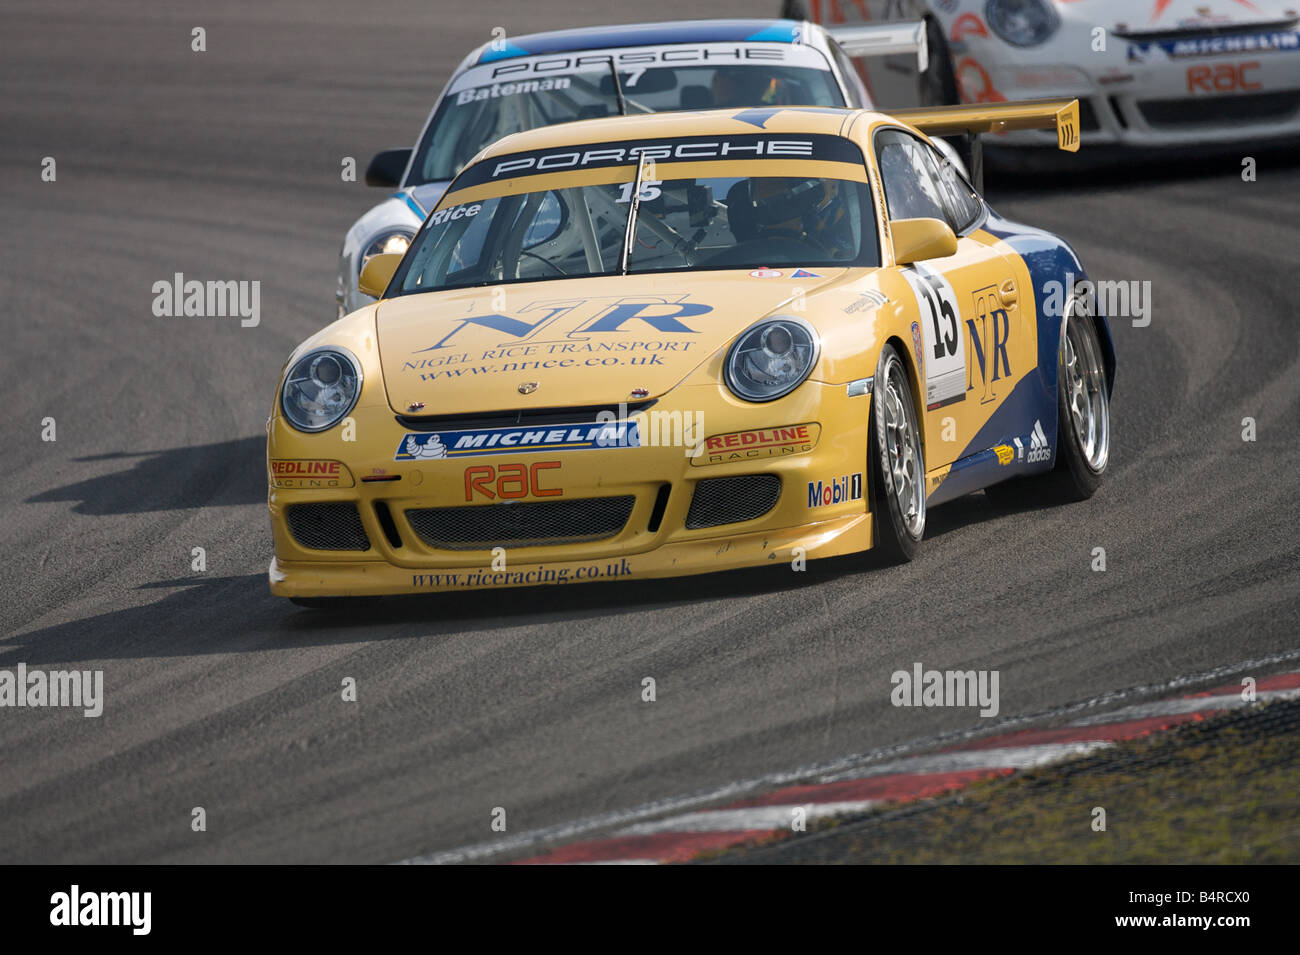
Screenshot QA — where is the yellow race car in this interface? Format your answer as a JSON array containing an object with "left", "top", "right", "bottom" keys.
[{"left": 267, "top": 100, "right": 1113, "bottom": 606}]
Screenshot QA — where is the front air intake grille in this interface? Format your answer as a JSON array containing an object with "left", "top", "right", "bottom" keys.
[
  {"left": 395, "top": 399, "right": 657, "bottom": 431},
  {"left": 285, "top": 502, "right": 371, "bottom": 551},
  {"left": 1138, "top": 91, "right": 1300, "bottom": 128},
  {"left": 405, "top": 496, "right": 635, "bottom": 550},
  {"left": 685, "top": 475, "right": 781, "bottom": 529}
]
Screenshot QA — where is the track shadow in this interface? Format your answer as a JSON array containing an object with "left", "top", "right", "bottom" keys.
[
  {"left": 3, "top": 482, "right": 1069, "bottom": 667},
  {"left": 922, "top": 487, "right": 1069, "bottom": 542},
  {"left": 0, "top": 551, "right": 876, "bottom": 666},
  {"left": 27, "top": 436, "right": 265, "bottom": 515},
  {"left": 983, "top": 135, "right": 1300, "bottom": 199}
]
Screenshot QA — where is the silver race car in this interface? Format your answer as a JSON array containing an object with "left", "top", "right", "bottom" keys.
[
  {"left": 337, "top": 16, "right": 966, "bottom": 317},
  {"left": 789, "top": 0, "right": 1300, "bottom": 149}
]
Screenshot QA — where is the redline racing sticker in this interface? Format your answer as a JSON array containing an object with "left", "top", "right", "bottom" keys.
[
  {"left": 695, "top": 423, "right": 819, "bottom": 466},
  {"left": 270, "top": 459, "right": 355, "bottom": 488}
]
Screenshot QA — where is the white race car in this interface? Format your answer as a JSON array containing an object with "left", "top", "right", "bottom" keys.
[
  {"left": 788, "top": 0, "right": 1300, "bottom": 149},
  {"left": 337, "top": 17, "right": 967, "bottom": 318}
]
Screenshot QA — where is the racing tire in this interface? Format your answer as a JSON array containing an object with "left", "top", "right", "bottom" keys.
[
  {"left": 919, "top": 16, "right": 960, "bottom": 107},
  {"left": 986, "top": 297, "right": 1110, "bottom": 506},
  {"left": 1049, "top": 295, "right": 1111, "bottom": 500},
  {"left": 868, "top": 344, "right": 926, "bottom": 563}
]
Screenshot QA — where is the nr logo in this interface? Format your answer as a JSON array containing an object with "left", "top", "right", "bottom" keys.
[
  {"left": 967, "top": 286, "right": 1011, "bottom": 404},
  {"left": 419, "top": 296, "right": 713, "bottom": 351}
]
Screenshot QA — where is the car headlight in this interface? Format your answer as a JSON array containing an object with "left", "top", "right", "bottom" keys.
[
  {"left": 985, "top": 0, "right": 1060, "bottom": 48},
  {"left": 724, "top": 316, "right": 820, "bottom": 402},
  {"left": 359, "top": 230, "right": 412, "bottom": 275},
  {"left": 280, "top": 346, "right": 363, "bottom": 432}
]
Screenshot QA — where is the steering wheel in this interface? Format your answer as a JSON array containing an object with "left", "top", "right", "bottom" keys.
[
  {"left": 758, "top": 226, "right": 831, "bottom": 257},
  {"left": 517, "top": 249, "right": 568, "bottom": 277}
]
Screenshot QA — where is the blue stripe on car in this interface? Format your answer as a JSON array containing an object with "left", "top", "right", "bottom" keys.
[
  {"left": 927, "top": 209, "right": 1116, "bottom": 501},
  {"left": 389, "top": 192, "right": 426, "bottom": 219},
  {"left": 474, "top": 19, "right": 801, "bottom": 63}
]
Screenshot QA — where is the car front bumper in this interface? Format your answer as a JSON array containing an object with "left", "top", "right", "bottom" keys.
[{"left": 266, "top": 381, "right": 876, "bottom": 597}]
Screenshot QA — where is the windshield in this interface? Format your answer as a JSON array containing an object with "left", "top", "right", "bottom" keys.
[
  {"left": 394, "top": 168, "right": 878, "bottom": 295},
  {"left": 407, "top": 59, "right": 844, "bottom": 185}
]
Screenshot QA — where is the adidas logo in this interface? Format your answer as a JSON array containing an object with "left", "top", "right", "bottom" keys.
[{"left": 1027, "top": 419, "right": 1051, "bottom": 463}]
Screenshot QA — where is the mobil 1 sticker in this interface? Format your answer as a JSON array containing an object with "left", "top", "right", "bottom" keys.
[{"left": 903, "top": 264, "right": 965, "bottom": 410}]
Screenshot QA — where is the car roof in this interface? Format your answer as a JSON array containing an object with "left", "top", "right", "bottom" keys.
[
  {"left": 472, "top": 19, "right": 808, "bottom": 65},
  {"left": 471, "top": 106, "right": 879, "bottom": 159}
]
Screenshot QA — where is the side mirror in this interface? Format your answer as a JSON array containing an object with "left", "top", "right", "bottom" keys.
[
  {"left": 358, "top": 253, "right": 403, "bottom": 298},
  {"left": 891, "top": 217, "right": 958, "bottom": 264},
  {"left": 365, "top": 148, "right": 412, "bottom": 188}
]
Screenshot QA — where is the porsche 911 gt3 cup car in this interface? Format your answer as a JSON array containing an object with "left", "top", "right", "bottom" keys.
[
  {"left": 338, "top": 16, "right": 958, "bottom": 318},
  {"left": 790, "top": 0, "right": 1300, "bottom": 148},
  {"left": 269, "top": 99, "right": 1113, "bottom": 604}
]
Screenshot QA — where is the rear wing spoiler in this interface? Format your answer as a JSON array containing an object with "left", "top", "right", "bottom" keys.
[
  {"left": 888, "top": 99, "right": 1082, "bottom": 153},
  {"left": 886, "top": 99, "right": 1082, "bottom": 193},
  {"left": 827, "top": 21, "right": 928, "bottom": 72}
]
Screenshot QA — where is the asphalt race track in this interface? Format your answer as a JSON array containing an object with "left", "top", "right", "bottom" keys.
[{"left": 2, "top": 1, "right": 1298, "bottom": 863}]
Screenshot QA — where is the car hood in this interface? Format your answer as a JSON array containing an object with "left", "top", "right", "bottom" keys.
[
  {"left": 375, "top": 270, "right": 845, "bottom": 415},
  {"left": 1067, "top": 0, "right": 1294, "bottom": 31}
]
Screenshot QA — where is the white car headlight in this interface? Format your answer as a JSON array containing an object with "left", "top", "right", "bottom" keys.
[
  {"left": 280, "top": 346, "right": 363, "bottom": 432},
  {"left": 724, "top": 316, "right": 820, "bottom": 402},
  {"left": 985, "top": 0, "right": 1060, "bottom": 48},
  {"left": 359, "top": 230, "right": 412, "bottom": 275}
]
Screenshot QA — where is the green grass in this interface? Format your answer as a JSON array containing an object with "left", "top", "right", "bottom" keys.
[{"left": 704, "top": 700, "right": 1300, "bottom": 864}]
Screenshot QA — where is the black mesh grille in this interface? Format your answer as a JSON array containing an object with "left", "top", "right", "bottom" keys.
[
  {"left": 286, "top": 502, "right": 371, "bottom": 551},
  {"left": 1138, "top": 91, "right": 1300, "bottom": 128},
  {"left": 686, "top": 475, "right": 781, "bottom": 529},
  {"left": 405, "top": 496, "right": 635, "bottom": 550}
]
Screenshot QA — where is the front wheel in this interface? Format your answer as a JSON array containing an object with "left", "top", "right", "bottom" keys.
[{"left": 868, "top": 344, "right": 926, "bottom": 562}]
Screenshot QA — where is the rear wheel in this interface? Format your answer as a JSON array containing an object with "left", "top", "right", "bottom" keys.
[
  {"left": 986, "top": 296, "right": 1110, "bottom": 505},
  {"left": 868, "top": 344, "right": 926, "bottom": 562},
  {"left": 1053, "top": 295, "right": 1110, "bottom": 499}
]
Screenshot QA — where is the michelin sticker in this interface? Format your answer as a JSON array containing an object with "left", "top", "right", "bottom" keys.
[
  {"left": 403, "top": 434, "right": 447, "bottom": 460},
  {"left": 396, "top": 420, "right": 641, "bottom": 460}
]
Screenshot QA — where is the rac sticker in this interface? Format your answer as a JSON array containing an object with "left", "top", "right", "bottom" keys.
[{"left": 464, "top": 461, "right": 562, "bottom": 500}]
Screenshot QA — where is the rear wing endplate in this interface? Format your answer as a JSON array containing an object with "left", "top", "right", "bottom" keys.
[
  {"left": 886, "top": 99, "right": 1081, "bottom": 193},
  {"left": 888, "top": 99, "right": 1082, "bottom": 153},
  {"left": 828, "top": 21, "right": 928, "bottom": 72}
]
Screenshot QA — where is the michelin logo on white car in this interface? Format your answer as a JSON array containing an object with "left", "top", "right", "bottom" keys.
[{"left": 792, "top": 0, "right": 1300, "bottom": 149}]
